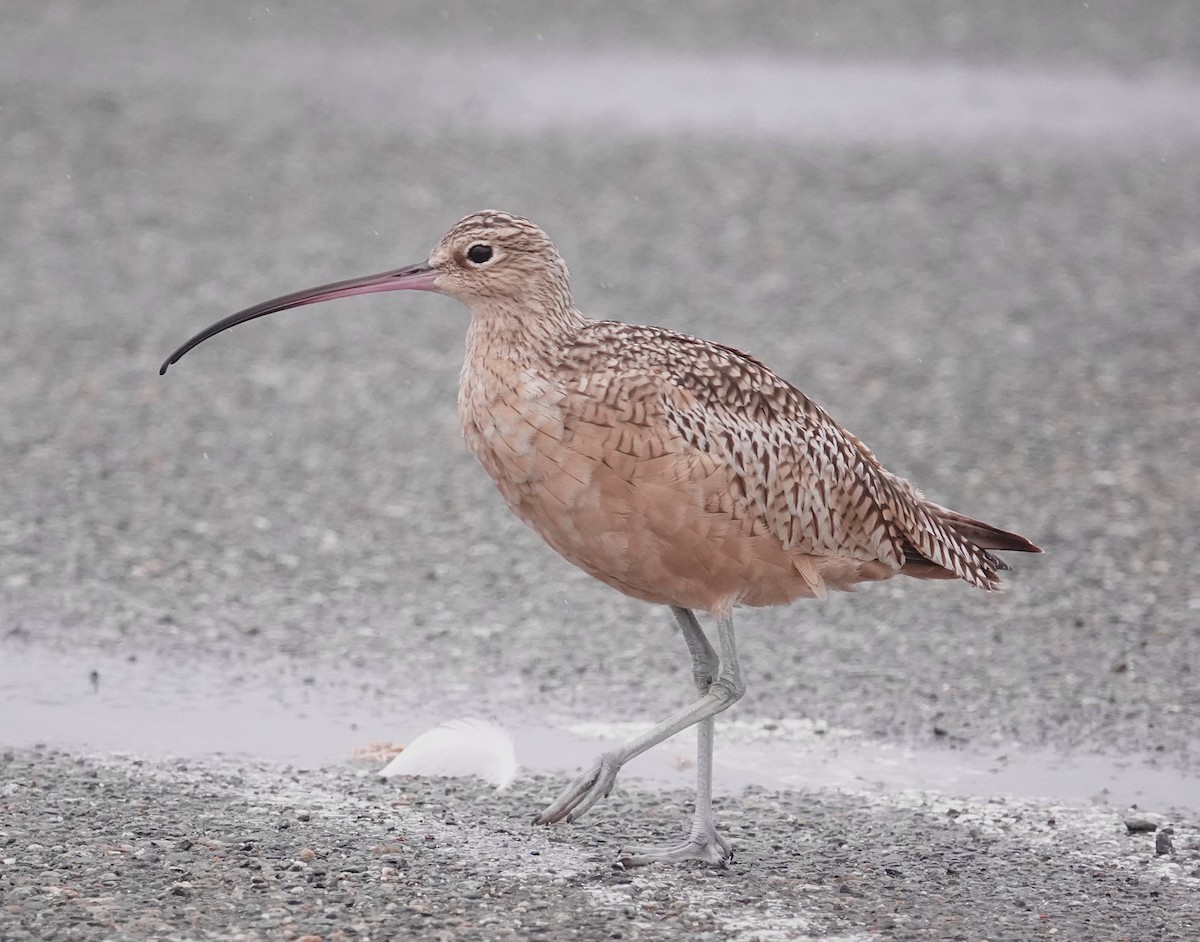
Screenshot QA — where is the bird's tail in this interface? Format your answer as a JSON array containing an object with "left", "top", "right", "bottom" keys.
[
  {"left": 899, "top": 502, "right": 1042, "bottom": 588},
  {"left": 927, "top": 503, "right": 1042, "bottom": 555}
]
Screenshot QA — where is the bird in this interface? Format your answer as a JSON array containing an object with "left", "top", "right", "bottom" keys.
[{"left": 161, "top": 210, "right": 1040, "bottom": 868}]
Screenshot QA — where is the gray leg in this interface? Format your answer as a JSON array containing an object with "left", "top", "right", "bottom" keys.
[
  {"left": 534, "top": 608, "right": 744, "bottom": 869},
  {"left": 618, "top": 608, "right": 733, "bottom": 867},
  {"left": 671, "top": 605, "right": 718, "bottom": 697}
]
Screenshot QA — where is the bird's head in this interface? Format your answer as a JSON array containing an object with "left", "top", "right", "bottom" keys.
[{"left": 426, "top": 211, "right": 572, "bottom": 308}]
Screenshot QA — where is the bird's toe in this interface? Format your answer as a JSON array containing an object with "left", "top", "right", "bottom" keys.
[
  {"left": 616, "top": 836, "right": 733, "bottom": 869},
  {"left": 533, "top": 750, "right": 623, "bottom": 826},
  {"left": 616, "top": 816, "right": 733, "bottom": 868}
]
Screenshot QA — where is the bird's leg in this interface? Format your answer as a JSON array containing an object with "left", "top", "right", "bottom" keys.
[
  {"left": 533, "top": 609, "right": 745, "bottom": 857},
  {"left": 671, "top": 605, "right": 719, "bottom": 696},
  {"left": 617, "top": 608, "right": 733, "bottom": 868}
]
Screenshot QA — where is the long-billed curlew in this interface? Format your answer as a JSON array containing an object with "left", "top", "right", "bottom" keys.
[{"left": 161, "top": 211, "right": 1040, "bottom": 868}]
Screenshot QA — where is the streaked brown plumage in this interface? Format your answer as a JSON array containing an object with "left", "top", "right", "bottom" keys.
[
  {"left": 449, "top": 213, "right": 1036, "bottom": 613},
  {"left": 161, "top": 210, "right": 1040, "bottom": 868}
]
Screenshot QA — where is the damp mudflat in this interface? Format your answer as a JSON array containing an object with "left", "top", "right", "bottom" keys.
[{"left": 3, "top": 643, "right": 1195, "bottom": 817}]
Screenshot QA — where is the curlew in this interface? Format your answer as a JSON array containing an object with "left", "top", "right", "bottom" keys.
[{"left": 161, "top": 211, "right": 1040, "bottom": 868}]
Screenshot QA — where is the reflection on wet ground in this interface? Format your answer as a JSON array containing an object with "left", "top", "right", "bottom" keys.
[{"left": 4, "top": 643, "right": 1196, "bottom": 817}]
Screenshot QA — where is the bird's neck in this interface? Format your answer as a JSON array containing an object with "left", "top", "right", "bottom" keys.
[{"left": 463, "top": 297, "right": 588, "bottom": 369}]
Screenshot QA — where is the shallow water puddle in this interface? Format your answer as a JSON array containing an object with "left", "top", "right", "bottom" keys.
[
  {"left": 2, "top": 643, "right": 1195, "bottom": 817},
  {"left": 568, "top": 719, "right": 1200, "bottom": 816}
]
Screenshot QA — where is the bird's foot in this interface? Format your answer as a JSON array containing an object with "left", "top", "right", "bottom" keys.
[
  {"left": 616, "top": 821, "right": 733, "bottom": 869},
  {"left": 533, "top": 750, "right": 623, "bottom": 825}
]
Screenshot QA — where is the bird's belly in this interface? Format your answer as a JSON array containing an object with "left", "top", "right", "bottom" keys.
[{"left": 460, "top": 379, "right": 827, "bottom": 614}]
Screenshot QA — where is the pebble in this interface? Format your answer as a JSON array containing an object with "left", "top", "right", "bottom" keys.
[{"left": 1123, "top": 814, "right": 1161, "bottom": 833}]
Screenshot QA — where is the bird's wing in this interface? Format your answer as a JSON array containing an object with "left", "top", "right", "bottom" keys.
[{"left": 556, "top": 321, "right": 1005, "bottom": 588}]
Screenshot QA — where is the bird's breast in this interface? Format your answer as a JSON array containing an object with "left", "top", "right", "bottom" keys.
[{"left": 458, "top": 357, "right": 570, "bottom": 493}]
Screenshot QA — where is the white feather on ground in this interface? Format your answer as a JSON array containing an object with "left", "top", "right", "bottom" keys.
[{"left": 378, "top": 718, "right": 519, "bottom": 789}]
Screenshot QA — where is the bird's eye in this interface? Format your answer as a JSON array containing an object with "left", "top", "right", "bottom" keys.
[{"left": 466, "top": 243, "right": 494, "bottom": 265}]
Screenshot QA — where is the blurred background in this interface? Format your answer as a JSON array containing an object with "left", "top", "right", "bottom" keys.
[{"left": 1, "top": 1, "right": 1198, "bottom": 802}]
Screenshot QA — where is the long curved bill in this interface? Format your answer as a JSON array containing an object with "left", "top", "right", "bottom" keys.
[{"left": 159, "top": 262, "right": 440, "bottom": 375}]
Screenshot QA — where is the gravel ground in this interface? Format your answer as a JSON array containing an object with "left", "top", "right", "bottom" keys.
[
  {"left": 2, "top": 1, "right": 1199, "bottom": 939},
  {"left": 4, "top": 749, "right": 1198, "bottom": 941}
]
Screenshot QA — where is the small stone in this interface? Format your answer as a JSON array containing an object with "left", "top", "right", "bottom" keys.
[
  {"left": 1124, "top": 814, "right": 1160, "bottom": 833},
  {"left": 299, "top": 848, "right": 317, "bottom": 861}
]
